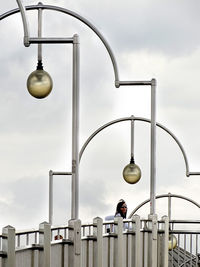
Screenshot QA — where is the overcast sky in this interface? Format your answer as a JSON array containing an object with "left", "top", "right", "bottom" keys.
[{"left": 0, "top": 0, "right": 200, "bottom": 230}]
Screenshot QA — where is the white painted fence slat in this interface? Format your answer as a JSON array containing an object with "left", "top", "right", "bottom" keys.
[{"left": 2, "top": 225, "right": 15, "bottom": 267}]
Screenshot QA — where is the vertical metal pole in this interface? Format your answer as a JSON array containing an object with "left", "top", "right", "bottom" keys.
[
  {"left": 148, "top": 214, "right": 158, "bottom": 267},
  {"left": 161, "top": 215, "right": 169, "bottom": 267},
  {"left": 168, "top": 193, "right": 172, "bottom": 221},
  {"left": 131, "top": 115, "right": 134, "bottom": 159},
  {"left": 49, "top": 170, "right": 53, "bottom": 225},
  {"left": 72, "top": 34, "right": 80, "bottom": 219},
  {"left": 150, "top": 79, "right": 157, "bottom": 215}
]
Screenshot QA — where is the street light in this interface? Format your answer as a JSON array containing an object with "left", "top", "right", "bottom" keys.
[
  {"left": 26, "top": 5, "right": 53, "bottom": 99},
  {"left": 123, "top": 117, "right": 141, "bottom": 184},
  {"left": 14, "top": 1, "right": 157, "bottom": 219}
]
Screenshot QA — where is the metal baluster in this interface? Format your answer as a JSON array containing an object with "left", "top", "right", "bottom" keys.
[
  {"left": 190, "top": 234, "right": 192, "bottom": 266},
  {"left": 34, "top": 232, "right": 37, "bottom": 244},
  {"left": 89, "top": 225, "right": 91, "bottom": 236},
  {"left": 178, "top": 234, "right": 180, "bottom": 266},
  {"left": 26, "top": 233, "right": 29, "bottom": 246},
  {"left": 184, "top": 234, "right": 186, "bottom": 267},
  {"left": 196, "top": 234, "right": 198, "bottom": 267},
  {"left": 64, "top": 228, "right": 67, "bottom": 239},
  {"left": 17, "top": 235, "right": 20, "bottom": 247}
]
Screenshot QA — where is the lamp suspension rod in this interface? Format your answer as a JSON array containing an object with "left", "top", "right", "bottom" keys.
[
  {"left": 131, "top": 116, "right": 135, "bottom": 160},
  {"left": 37, "top": 4, "right": 42, "bottom": 62}
]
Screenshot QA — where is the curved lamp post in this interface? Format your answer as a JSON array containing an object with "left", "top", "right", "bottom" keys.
[
  {"left": 3, "top": 2, "right": 157, "bottom": 219},
  {"left": 49, "top": 110, "right": 200, "bottom": 224},
  {"left": 1, "top": 1, "right": 200, "bottom": 220}
]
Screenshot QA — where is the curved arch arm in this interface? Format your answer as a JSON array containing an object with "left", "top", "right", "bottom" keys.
[
  {"left": 79, "top": 116, "right": 132, "bottom": 160},
  {"left": 128, "top": 193, "right": 200, "bottom": 218},
  {"left": 79, "top": 115, "right": 199, "bottom": 177},
  {"left": 1, "top": 3, "right": 119, "bottom": 82}
]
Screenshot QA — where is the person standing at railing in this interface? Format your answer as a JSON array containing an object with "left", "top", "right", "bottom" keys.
[
  {"left": 105, "top": 199, "right": 128, "bottom": 233},
  {"left": 114, "top": 199, "right": 127, "bottom": 219}
]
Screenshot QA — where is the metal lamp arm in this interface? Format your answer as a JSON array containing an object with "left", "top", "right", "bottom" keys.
[{"left": 16, "top": 0, "right": 30, "bottom": 46}]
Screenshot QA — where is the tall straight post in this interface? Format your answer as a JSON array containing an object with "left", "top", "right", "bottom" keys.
[
  {"left": 168, "top": 193, "right": 172, "bottom": 221},
  {"left": 150, "top": 79, "right": 157, "bottom": 215},
  {"left": 72, "top": 34, "right": 80, "bottom": 219},
  {"left": 49, "top": 170, "right": 53, "bottom": 225}
]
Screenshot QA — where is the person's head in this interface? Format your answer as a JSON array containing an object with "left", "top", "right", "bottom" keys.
[{"left": 115, "top": 199, "right": 127, "bottom": 218}]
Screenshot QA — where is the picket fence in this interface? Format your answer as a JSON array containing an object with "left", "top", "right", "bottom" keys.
[{"left": 0, "top": 215, "right": 199, "bottom": 267}]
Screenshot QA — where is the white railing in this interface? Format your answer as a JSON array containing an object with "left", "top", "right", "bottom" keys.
[{"left": 0, "top": 216, "right": 199, "bottom": 267}]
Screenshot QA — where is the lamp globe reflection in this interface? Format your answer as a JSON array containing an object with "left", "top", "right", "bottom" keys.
[
  {"left": 168, "top": 234, "right": 177, "bottom": 250},
  {"left": 27, "top": 61, "right": 53, "bottom": 99},
  {"left": 123, "top": 157, "right": 141, "bottom": 184}
]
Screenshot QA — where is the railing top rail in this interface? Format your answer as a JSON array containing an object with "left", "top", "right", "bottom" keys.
[
  {"left": 171, "top": 229, "right": 200, "bottom": 234},
  {"left": 16, "top": 229, "right": 39, "bottom": 235},
  {"left": 170, "top": 220, "right": 200, "bottom": 224}
]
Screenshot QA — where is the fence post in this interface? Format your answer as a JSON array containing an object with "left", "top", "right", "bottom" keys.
[
  {"left": 114, "top": 217, "right": 124, "bottom": 267},
  {"left": 160, "top": 215, "right": 169, "bottom": 267},
  {"left": 2, "top": 225, "right": 15, "bottom": 267},
  {"left": 133, "top": 215, "right": 141, "bottom": 267},
  {"left": 93, "top": 217, "right": 103, "bottom": 267},
  {"left": 68, "top": 219, "right": 81, "bottom": 267},
  {"left": 39, "top": 221, "right": 51, "bottom": 267},
  {"left": 148, "top": 214, "right": 158, "bottom": 267}
]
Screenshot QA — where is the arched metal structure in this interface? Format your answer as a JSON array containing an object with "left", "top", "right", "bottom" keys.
[
  {"left": 1, "top": 2, "right": 158, "bottom": 218},
  {"left": 128, "top": 193, "right": 200, "bottom": 219},
  {"left": 79, "top": 115, "right": 196, "bottom": 177},
  {"left": 0, "top": 3, "right": 119, "bottom": 84}
]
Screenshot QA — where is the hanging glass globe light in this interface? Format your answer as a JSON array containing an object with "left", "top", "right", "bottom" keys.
[
  {"left": 123, "top": 157, "right": 141, "bottom": 184},
  {"left": 168, "top": 234, "right": 177, "bottom": 250},
  {"left": 27, "top": 60, "right": 53, "bottom": 99}
]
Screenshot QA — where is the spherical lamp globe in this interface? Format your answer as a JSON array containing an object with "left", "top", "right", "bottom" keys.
[
  {"left": 168, "top": 235, "right": 177, "bottom": 250},
  {"left": 123, "top": 159, "right": 141, "bottom": 184},
  {"left": 27, "top": 67, "right": 53, "bottom": 99}
]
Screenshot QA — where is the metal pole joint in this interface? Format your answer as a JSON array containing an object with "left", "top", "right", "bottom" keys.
[
  {"left": 115, "top": 80, "right": 120, "bottom": 88},
  {"left": 73, "top": 34, "right": 80, "bottom": 44},
  {"left": 151, "top": 78, "right": 157, "bottom": 87}
]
